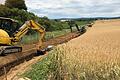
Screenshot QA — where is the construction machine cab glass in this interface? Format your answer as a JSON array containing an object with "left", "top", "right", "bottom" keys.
[{"left": 0, "top": 17, "right": 20, "bottom": 37}]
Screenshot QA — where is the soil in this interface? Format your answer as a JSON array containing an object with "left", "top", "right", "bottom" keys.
[{"left": 0, "top": 31, "right": 81, "bottom": 80}]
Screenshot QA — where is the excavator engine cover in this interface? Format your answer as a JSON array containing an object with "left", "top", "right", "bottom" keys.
[{"left": 0, "top": 29, "right": 11, "bottom": 45}]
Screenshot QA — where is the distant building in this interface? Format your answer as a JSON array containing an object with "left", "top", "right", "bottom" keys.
[{"left": 60, "top": 19, "right": 71, "bottom": 22}]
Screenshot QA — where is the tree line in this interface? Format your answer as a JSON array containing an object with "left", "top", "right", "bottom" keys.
[{"left": 0, "top": 0, "right": 64, "bottom": 33}]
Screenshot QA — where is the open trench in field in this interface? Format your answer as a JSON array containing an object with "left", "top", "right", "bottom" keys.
[{"left": 0, "top": 31, "right": 83, "bottom": 79}]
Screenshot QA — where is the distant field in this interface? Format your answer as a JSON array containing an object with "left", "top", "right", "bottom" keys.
[{"left": 23, "top": 19, "right": 120, "bottom": 80}]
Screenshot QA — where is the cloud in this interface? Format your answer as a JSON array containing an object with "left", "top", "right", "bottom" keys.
[
  {"left": 26, "top": 0, "right": 120, "bottom": 18},
  {"left": 1, "top": 0, "right": 120, "bottom": 18},
  {"left": 0, "top": 0, "right": 5, "bottom": 4}
]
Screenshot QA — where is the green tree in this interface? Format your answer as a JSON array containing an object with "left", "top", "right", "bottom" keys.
[
  {"left": 0, "top": 4, "right": 11, "bottom": 17},
  {"left": 5, "top": 0, "right": 27, "bottom": 10},
  {"left": 0, "top": 4, "right": 65, "bottom": 32}
]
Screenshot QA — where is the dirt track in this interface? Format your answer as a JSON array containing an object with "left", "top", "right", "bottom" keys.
[
  {"left": 0, "top": 31, "right": 81, "bottom": 80},
  {"left": 1, "top": 32, "right": 80, "bottom": 62},
  {"left": 0, "top": 32, "right": 80, "bottom": 65}
]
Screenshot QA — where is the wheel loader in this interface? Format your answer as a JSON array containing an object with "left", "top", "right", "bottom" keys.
[{"left": 0, "top": 17, "right": 45, "bottom": 55}]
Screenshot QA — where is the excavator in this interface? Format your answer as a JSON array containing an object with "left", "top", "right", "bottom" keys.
[{"left": 0, "top": 17, "right": 45, "bottom": 55}]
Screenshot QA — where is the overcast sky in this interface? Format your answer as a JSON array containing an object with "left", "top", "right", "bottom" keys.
[{"left": 0, "top": 0, "right": 120, "bottom": 19}]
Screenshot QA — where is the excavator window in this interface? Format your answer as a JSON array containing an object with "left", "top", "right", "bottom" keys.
[{"left": 0, "top": 18, "right": 20, "bottom": 37}]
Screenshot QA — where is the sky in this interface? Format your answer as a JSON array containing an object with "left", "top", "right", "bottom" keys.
[{"left": 0, "top": 0, "right": 120, "bottom": 19}]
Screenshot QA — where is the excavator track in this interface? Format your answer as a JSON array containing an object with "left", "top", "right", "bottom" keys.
[{"left": 0, "top": 46, "right": 22, "bottom": 55}]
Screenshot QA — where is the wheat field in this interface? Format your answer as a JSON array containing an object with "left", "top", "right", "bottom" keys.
[{"left": 52, "top": 19, "right": 120, "bottom": 80}]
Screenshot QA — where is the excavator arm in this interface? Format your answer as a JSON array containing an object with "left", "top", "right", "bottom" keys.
[{"left": 11, "top": 20, "right": 45, "bottom": 50}]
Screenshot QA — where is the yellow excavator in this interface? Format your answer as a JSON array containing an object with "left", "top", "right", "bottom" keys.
[{"left": 0, "top": 17, "right": 45, "bottom": 55}]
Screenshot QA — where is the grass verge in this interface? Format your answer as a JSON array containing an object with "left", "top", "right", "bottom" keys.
[{"left": 22, "top": 49, "right": 62, "bottom": 80}]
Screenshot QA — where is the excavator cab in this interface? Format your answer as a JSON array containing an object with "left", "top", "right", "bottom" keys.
[
  {"left": 0, "top": 17, "right": 20, "bottom": 37},
  {"left": 0, "top": 17, "right": 22, "bottom": 55}
]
